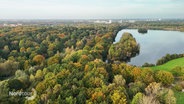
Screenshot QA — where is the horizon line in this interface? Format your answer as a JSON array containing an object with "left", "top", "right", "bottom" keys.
[{"left": 0, "top": 17, "right": 184, "bottom": 20}]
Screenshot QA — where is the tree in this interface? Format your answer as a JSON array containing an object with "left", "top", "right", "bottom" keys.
[
  {"left": 33, "top": 55, "right": 45, "bottom": 65},
  {"left": 24, "top": 60, "right": 30, "bottom": 70},
  {"left": 111, "top": 90, "right": 127, "bottom": 104},
  {"left": 29, "top": 74, "right": 35, "bottom": 82},
  {"left": 79, "top": 55, "right": 91, "bottom": 65},
  {"left": 47, "top": 55, "right": 59, "bottom": 66},
  {"left": 15, "top": 70, "right": 29, "bottom": 86},
  {"left": 2, "top": 45, "right": 10, "bottom": 58},
  {"left": 108, "top": 32, "right": 140, "bottom": 62},
  {"left": 36, "top": 82, "right": 46, "bottom": 94},
  {"left": 145, "top": 82, "right": 176, "bottom": 104},
  {"left": 131, "top": 92, "right": 143, "bottom": 104},
  {"left": 65, "top": 96, "right": 77, "bottom": 104},
  {"left": 8, "top": 79, "right": 24, "bottom": 90},
  {"left": 128, "top": 81, "right": 146, "bottom": 98},
  {"left": 91, "top": 91, "right": 105, "bottom": 103},
  {"left": 121, "top": 64, "right": 135, "bottom": 84},
  {"left": 111, "top": 64, "right": 123, "bottom": 75},
  {"left": 138, "top": 28, "right": 148, "bottom": 34},
  {"left": 53, "top": 84, "right": 61, "bottom": 94},
  {"left": 20, "top": 47, "right": 26, "bottom": 53},
  {"left": 164, "top": 89, "right": 176, "bottom": 104},
  {"left": 171, "top": 66, "right": 184, "bottom": 77},
  {"left": 141, "top": 95, "right": 160, "bottom": 104},
  {"left": 140, "top": 68, "right": 155, "bottom": 84},
  {"left": 76, "top": 90, "right": 87, "bottom": 104},
  {"left": 0, "top": 60, "right": 19, "bottom": 78},
  {"left": 145, "top": 82, "right": 161, "bottom": 96},
  {"left": 19, "top": 39, "right": 25, "bottom": 48},
  {"left": 35, "top": 70, "right": 43, "bottom": 80},
  {"left": 113, "top": 75, "right": 126, "bottom": 86},
  {"left": 155, "top": 70, "right": 174, "bottom": 85},
  {"left": 132, "top": 67, "right": 142, "bottom": 81},
  {"left": 89, "top": 77, "right": 104, "bottom": 88},
  {"left": 0, "top": 80, "right": 10, "bottom": 103}
]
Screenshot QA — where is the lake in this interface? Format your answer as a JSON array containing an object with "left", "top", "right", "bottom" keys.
[{"left": 115, "top": 29, "right": 184, "bottom": 66}]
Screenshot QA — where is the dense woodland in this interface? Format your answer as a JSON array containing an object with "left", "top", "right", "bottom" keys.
[
  {"left": 0, "top": 23, "right": 183, "bottom": 104},
  {"left": 128, "top": 20, "right": 184, "bottom": 31}
]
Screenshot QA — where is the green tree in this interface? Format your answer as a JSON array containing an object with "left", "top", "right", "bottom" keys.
[
  {"left": 8, "top": 79, "right": 24, "bottom": 90},
  {"left": 29, "top": 74, "right": 35, "bottom": 82},
  {"left": 15, "top": 70, "right": 29, "bottom": 86},
  {"left": 111, "top": 90, "right": 127, "bottom": 104},
  {"left": 171, "top": 66, "right": 184, "bottom": 77},
  {"left": 128, "top": 81, "right": 146, "bottom": 98},
  {"left": 0, "top": 60, "right": 19, "bottom": 78},
  {"left": 131, "top": 92, "right": 143, "bottom": 104},
  {"left": 35, "top": 70, "right": 43, "bottom": 80}
]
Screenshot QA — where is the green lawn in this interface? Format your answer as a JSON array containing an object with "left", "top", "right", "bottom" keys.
[
  {"left": 150, "top": 57, "right": 184, "bottom": 71},
  {"left": 148, "top": 57, "right": 184, "bottom": 104},
  {"left": 174, "top": 90, "right": 184, "bottom": 104}
]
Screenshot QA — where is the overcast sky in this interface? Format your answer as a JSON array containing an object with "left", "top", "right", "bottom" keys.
[{"left": 0, "top": 0, "right": 183, "bottom": 19}]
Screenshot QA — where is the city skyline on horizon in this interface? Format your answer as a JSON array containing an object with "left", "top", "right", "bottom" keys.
[{"left": 0, "top": 0, "right": 184, "bottom": 19}]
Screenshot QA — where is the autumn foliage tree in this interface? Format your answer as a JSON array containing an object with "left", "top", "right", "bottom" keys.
[
  {"left": 91, "top": 91, "right": 106, "bottom": 103},
  {"left": 33, "top": 55, "right": 45, "bottom": 65},
  {"left": 140, "top": 68, "right": 155, "bottom": 84},
  {"left": 155, "top": 70, "right": 174, "bottom": 85}
]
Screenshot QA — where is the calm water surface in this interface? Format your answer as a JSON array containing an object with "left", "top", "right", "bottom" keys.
[{"left": 115, "top": 29, "right": 184, "bottom": 66}]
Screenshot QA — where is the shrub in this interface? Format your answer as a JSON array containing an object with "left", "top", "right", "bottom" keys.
[
  {"left": 155, "top": 71, "right": 174, "bottom": 85},
  {"left": 171, "top": 66, "right": 184, "bottom": 77},
  {"left": 174, "top": 84, "right": 182, "bottom": 91}
]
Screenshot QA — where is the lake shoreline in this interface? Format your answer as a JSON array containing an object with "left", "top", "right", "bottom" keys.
[
  {"left": 115, "top": 29, "right": 184, "bottom": 66},
  {"left": 127, "top": 27, "right": 183, "bottom": 32}
]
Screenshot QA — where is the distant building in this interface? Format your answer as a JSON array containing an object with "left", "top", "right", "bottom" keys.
[
  {"left": 94, "top": 20, "right": 112, "bottom": 24},
  {"left": 108, "top": 20, "right": 112, "bottom": 24},
  {"left": 128, "top": 20, "right": 135, "bottom": 23},
  {"left": 3, "top": 23, "right": 22, "bottom": 27}
]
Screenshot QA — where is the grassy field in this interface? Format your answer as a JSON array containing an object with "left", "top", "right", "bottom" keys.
[
  {"left": 174, "top": 90, "right": 184, "bottom": 104},
  {"left": 150, "top": 57, "right": 184, "bottom": 71},
  {"left": 148, "top": 57, "right": 184, "bottom": 104}
]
